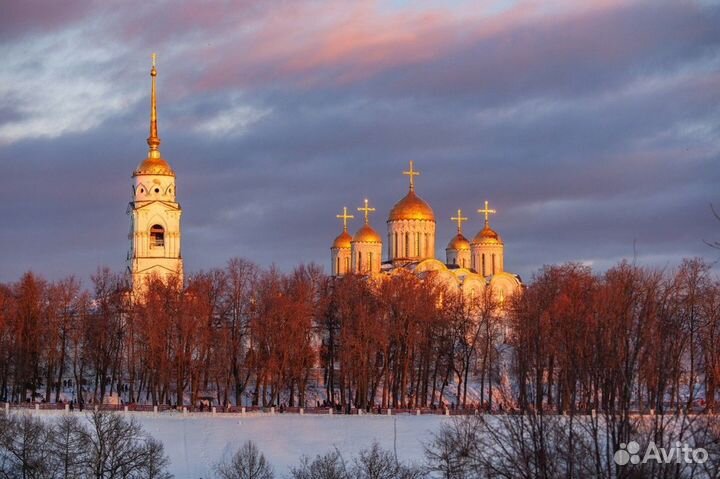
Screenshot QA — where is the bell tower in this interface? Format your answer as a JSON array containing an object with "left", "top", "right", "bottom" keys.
[{"left": 127, "top": 54, "right": 183, "bottom": 291}]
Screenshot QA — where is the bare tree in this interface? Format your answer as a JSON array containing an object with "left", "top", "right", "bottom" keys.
[
  {"left": 83, "top": 410, "right": 172, "bottom": 479},
  {"left": 350, "top": 442, "right": 425, "bottom": 479},
  {"left": 289, "top": 449, "right": 348, "bottom": 479},
  {"left": 0, "top": 414, "right": 52, "bottom": 479},
  {"left": 215, "top": 441, "right": 274, "bottom": 479},
  {"left": 290, "top": 443, "right": 424, "bottom": 479},
  {"left": 140, "top": 437, "right": 173, "bottom": 479},
  {"left": 47, "top": 415, "right": 87, "bottom": 479}
]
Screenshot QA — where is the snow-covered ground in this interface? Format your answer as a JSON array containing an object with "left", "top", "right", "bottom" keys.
[{"left": 26, "top": 410, "right": 450, "bottom": 479}]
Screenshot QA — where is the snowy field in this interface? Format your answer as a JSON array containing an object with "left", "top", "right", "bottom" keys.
[{"left": 26, "top": 410, "right": 450, "bottom": 479}]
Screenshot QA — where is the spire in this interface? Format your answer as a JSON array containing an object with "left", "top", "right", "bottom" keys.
[
  {"left": 147, "top": 53, "right": 161, "bottom": 159},
  {"left": 403, "top": 161, "right": 420, "bottom": 191},
  {"left": 477, "top": 200, "right": 497, "bottom": 228},
  {"left": 336, "top": 206, "right": 354, "bottom": 232},
  {"left": 451, "top": 209, "right": 468, "bottom": 233},
  {"left": 358, "top": 198, "right": 376, "bottom": 224}
]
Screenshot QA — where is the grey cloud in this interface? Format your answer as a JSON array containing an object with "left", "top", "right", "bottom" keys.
[{"left": 1, "top": 0, "right": 719, "bottom": 284}]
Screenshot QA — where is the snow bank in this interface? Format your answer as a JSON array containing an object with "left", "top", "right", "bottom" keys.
[{"left": 27, "top": 410, "right": 450, "bottom": 479}]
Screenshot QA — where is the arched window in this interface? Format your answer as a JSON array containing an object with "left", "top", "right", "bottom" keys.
[
  {"left": 369, "top": 252, "right": 373, "bottom": 271},
  {"left": 336, "top": 257, "right": 340, "bottom": 275},
  {"left": 394, "top": 232, "right": 398, "bottom": 258},
  {"left": 405, "top": 233, "right": 410, "bottom": 258},
  {"left": 481, "top": 254, "right": 486, "bottom": 276},
  {"left": 358, "top": 252, "right": 362, "bottom": 273},
  {"left": 492, "top": 253, "right": 496, "bottom": 275},
  {"left": 150, "top": 224, "right": 165, "bottom": 248}
]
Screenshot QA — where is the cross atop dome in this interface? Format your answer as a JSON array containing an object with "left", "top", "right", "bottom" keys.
[
  {"left": 478, "top": 200, "right": 497, "bottom": 227},
  {"left": 451, "top": 209, "right": 468, "bottom": 233},
  {"left": 403, "top": 161, "right": 420, "bottom": 191},
  {"left": 336, "top": 206, "right": 354, "bottom": 231},
  {"left": 358, "top": 198, "right": 376, "bottom": 224}
]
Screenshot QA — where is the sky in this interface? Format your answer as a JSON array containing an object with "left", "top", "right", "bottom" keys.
[{"left": 1, "top": 0, "right": 719, "bottom": 284}]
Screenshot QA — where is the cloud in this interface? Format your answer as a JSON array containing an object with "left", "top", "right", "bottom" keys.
[
  {"left": 0, "top": 25, "right": 141, "bottom": 145},
  {"left": 0, "top": 0, "right": 719, "bottom": 284},
  {"left": 193, "top": 98, "right": 272, "bottom": 137}
]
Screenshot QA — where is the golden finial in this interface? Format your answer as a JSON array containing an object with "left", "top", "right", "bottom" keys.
[
  {"left": 451, "top": 209, "right": 468, "bottom": 233},
  {"left": 336, "top": 206, "right": 354, "bottom": 231},
  {"left": 477, "top": 200, "right": 497, "bottom": 227},
  {"left": 357, "top": 198, "right": 376, "bottom": 224},
  {"left": 147, "top": 53, "right": 161, "bottom": 158},
  {"left": 403, "top": 161, "right": 420, "bottom": 191}
]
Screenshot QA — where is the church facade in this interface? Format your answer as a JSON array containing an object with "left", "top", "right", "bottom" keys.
[
  {"left": 127, "top": 56, "right": 183, "bottom": 292},
  {"left": 330, "top": 162, "right": 522, "bottom": 303}
]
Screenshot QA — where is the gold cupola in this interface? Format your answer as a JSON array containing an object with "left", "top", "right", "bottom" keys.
[
  {"left": 134, "top": 54, "right": 174, "bottom": 177},
  {"left": 332, "top": 206, "right": 354, "bottom": 249},
  {"left": 472, "top": 201, "right": 503, "bottom": 245},
  {"left": 447, "top": 235, "right": 471, "bottom": 250},
  {"left": 353, "top": 224, "right": 382, "bottom": 243},
  {"left": 447, "top": 209, "right": 471, "bottom": 250},
  {"left": 446, "top": 209, "right": 471, "bottom": 268},
  {"left": 351, "top": 199, "right": 382, "bottom": 275},
  {"left": 353, "top": 199, "right": 381, "bottom": 243},
  {"left": 331, "top": 206, "right": 354, "bottom": 276},
  {"left": 388, "top": 190, "right": 435, "bottom": 222},
  {"left": 333, "top": 231, "right": 352, "bottom": 249},
  {"left": 387, "top": 161, "right": 436, "bottom": 263},
  {"left": 471, "top": 200, "right": 504, "bottom": 276},
  {"left": 387, "top": 161, "right": 434, "bottom": 222},
  {"left": 473, "top": 225, "right": 502, "bottom": 244}
]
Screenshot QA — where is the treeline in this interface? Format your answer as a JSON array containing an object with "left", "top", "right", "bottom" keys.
[
  {"left": 512, "top": 258, "right": 720, "bottom": 415},
  {"left": 0, "top": 257, "right": 718, "bottom": 414}
]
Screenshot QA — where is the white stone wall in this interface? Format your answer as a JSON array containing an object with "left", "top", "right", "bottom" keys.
[
  {"left": 133, "top": 175, "right": 176, "bottom": 202},
  {"left": 331, "top": 247, "right": 351, "bottom": 276},
  {"left": 351, "top": 241, "right": 383, "bottom": 274},
  {"left": 387, "top": 219, "right": 436, "bottom": 262},
  {"left": 470, "top": 242, "right": 504, "bottom": 276},
  {"left": 446, "top": 248, "right": 471, "bottom": 268}
]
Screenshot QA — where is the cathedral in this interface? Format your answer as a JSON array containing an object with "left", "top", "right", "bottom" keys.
[
  {"left": 123, "top": 56, "right": 520, "bottom": 302},
  {"left": 330, "top": 162, "right": 522, "bottom": 302},
  {"left": 127, "top": 56, "right": 183, "bottom": 291}
]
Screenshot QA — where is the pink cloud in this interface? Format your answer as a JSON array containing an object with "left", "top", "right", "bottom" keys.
[
  {"left": 0, "top": 0, "right": 94, "bottom": 39},
  {"left": 185, "top": 0, "right": 656, "bottom": 92}
]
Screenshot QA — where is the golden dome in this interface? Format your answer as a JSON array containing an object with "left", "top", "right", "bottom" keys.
[
  {"left": 388, "top": 190, "right": 435, "bottom": 222},
  {"left": 352, "top": 224, "right": 382, "bottom": 243},
  {"left": 332, "top": 230, "right": 352, "bottom": 249},
  {"left": 447, "top": 233, "right": 471, "bottom": 251},
  {"left": 473, "top": 225, "right": 503, "bottom": 244},
  {"left": 133, "top": 156, "right": 175, "bottom": 176}
]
